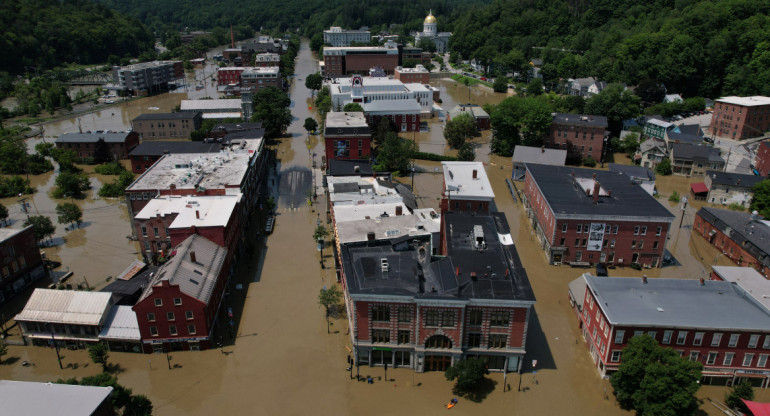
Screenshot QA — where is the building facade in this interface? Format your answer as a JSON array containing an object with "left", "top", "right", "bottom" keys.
[
  {"left": 523, "top": 164, "right": 674, "bottom": 267},
  {"left": 112, "top": 61, "right": 184, "bottom": 95},
  {"left": 394, "top": 65, "right": 431, "bottom": 85},
  {"left": 704, "top": 171, "right": 763, "bottom": 206},
  {"left": 441, "top": 161, "right": 495, "bottom": 213},
  {"left": 694, "top": 207, "right": 770, "bottom": 277},
  {"left": 254, "top": 53, "right": 281, "bottom": 67},
  {"left": 331, "top": 75, "right": 433, "bottom": 114},
  {"left": 447, "top": 104, "right": 490, "bottom": 130},
  {"left": 643, "top": 118, "right": 674, "bottom": 140},
  {"left": 414, "top": 11, "right": 452, "bottom": 53},
  {"left": 670, "top": 143, "right": 725, "bottom": 176},
  {"left": 0, "top": 227, "right": 45, "bottom": 306},
  {"left": 323, "top": 27, "right": 371, "bottom": 47},
  {"left": 55, "top": 131, "right": 140, "bottom": 160},
  {"left": 241, "top": 67, "right": 282, "bottom": 90},
  {"left": 322, "top": 43, "right": 401, "bottom": 78},
  {"left": 546, "top": 113, "right": 608, "bottom": 162},
  {"left": 756, "top": 141, "right": 770, "bottom": 177},
  {"left": 131, "top": 112, "right": 202, "bottom": 141},
  {"left": 324, "top": 112, "right": 372, "bottom": 161},
  {"left": 710, "top": 96, "right": 770, "bottom": 140},
  {"left": 128, "top": 141, "right": 223, "bottom": 174}
]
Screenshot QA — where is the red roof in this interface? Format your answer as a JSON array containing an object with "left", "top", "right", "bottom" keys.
[
  {"left": 744, "top": 399, "right": 770, "bottom": 416},
  {"left": 690, "top": 182, "right": 709, "bottom": 194}
]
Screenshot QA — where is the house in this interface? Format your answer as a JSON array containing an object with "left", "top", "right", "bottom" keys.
[
  {"left": 324, "top": 112, "right": 372, "bottom": 161},
  {"left": 704, "top": 171, "right": 763, "bottom": 206},
  {"left": 338, "top": 211, "right": 535, "bottom": 372},
  {"left": 587, "top": 81, "right": 607, "bottom": 97},
  {"left": 447, "top": 104, "right": 490, "bottom": 130},
  {"left": 441, "top": 162, "right": 495, "bottom": 213},
  {"left": 56, "top": 131, "right": 139, "bottom": 160},
  {"left": 0, "top": 380, "right": 115, "bottom": 416},
  {"left": 710, "top": 96, "right": 770, "bottom": 140},
  {"left": 523, "top": 164, "right": 674, "bottom": 267},
  {"left": 0, "top": 226, "right": 45, "bottom": 306},
  {"left": 128, "top": 140, "right": 224, "bottom": 174},
  {"left": 511, "top": 146, "right": 567, "bottom": 181},
  {"left": 694, "top": 208, "right": 770, "bottom": 276},
  {"left": 570, "top": 77, "right": 596, "bottom": 97},
  {"left": 546, "top": 113, "right": 609, "bottom": 162},
  {"left": 755, "top": 141, "right": 770, "bottom": 176},
  {"left": 664, "top": 93, "right": 683, "bottom": 103},
  {"left": 608, "top": 163, "right": 656, "bottom": 196},
  {"left": 664, "top": 124, "right": 705, "bottom": 149},
  {"left": 131, "top": 112, "right": 202, "bottom": 141},
  {"left": 670, "top": 143, "right": 725, "bottom": 176},
  {"left": 132, "top": 234, "right": 230, "bottom": 353},
  {"left": 643, "top": 118, "right": 674, "bottom": 141},
  {"left": 637, "top": 139, "right": 667, "bottom": 170},
  {"left": 569, "top": 274, "right": 770, "bottom": 386}
]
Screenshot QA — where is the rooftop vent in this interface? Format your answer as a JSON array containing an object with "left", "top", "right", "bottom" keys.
[
  {"left": 381, "top": 258, "right": 389, "bottom": 272},
  {"left": 471, "top": 225, "right": 486, "bottom": 250}
]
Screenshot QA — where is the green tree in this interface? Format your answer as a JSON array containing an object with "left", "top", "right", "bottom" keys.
[
  {"left": 92, "top": 139, "right": 113, "bottom": 164},
  {"left": 401, "top": 58, "right": 419, "bottom": 69},
  {"left": 445, "top": 113, "right": 476, "bottom": 149},
  {"left": 372, "top": 118, "right": 396, "bottom": 149},
  {"left": 343, "top": 103, "right": 364, "bottom": 112},
  {"left": 489, "top": 96, "right": 554, "bottom": 156},
  {"left": 584, "top": 84, "right": 641, "bottom": 136},
  {"left": 0, "top": 175, "right": 33, "bottom": 198},
  {"left": 56, "top": 373, "right": 152, "bottom": 415},
  {"left": 98, "top": 171, "right": 134, "bottom": 198},
  {"left": 53, "top": 172, "right": 90, "bottom": 199},
  {"left": 527, "top": 78, "right": 544, "bottom": 96},
  {"left": 124, "top": 395, "right": 153, "bottom": 416},
  {"left": 583, "top": 156, "right": 596, "bottom": 167},
  {"left": 318, "top": 285, "right": 342, "bottom": 333},
  {"left": 751, "top": 180, "right": 770, "bottom": 219},
  {"left": 725, "top": 381, "right": 754, "bottom": 413},
  {"left": 636, "top": 79, "right": 665, "bottom": 105},
  {"left": 655, "top": 157, "right": 673, "bottom": 176},
  {"left": 94, "top": 162, "right": 126, "bottom": 175},
  {"left": 304, "top": 117, "right": 318, "bottom": 134},
  {"left": 457, "top": 143, "right": 475, "bottom": 161},
  {"left": 315, "top": 86, "right": 332, "bottom": 115},
  {"left": 445, "top": 357, "right": 489, "bottom": 398},
  {"left": 374, "top": 133, "right": 415, "bottom": 174},
  {"left": 611, "top": 335, "right": 702, "bottom": 416},
  {"left": 0, "top": 340, "right": 7, "bottom": 363},
  {"left": 313, "top": 224, "right": 328, "bottom": 243},
  {"left": 0, "top": 203, "right": 7, "bottom": 226},
  {"left": 492, "top": 76, "right": 508, "bottom": 93},
  {"left": 55, "top": 202, "right": 83, "bottom": 228},
  {"left": 251, "top": 87, "right": 292, "bottom": 139},
  {"left": 310, "top": 33, "right": 324, "bottom": 52},
  {"left": 305, "top": 72, "right": 323, "bottom": 95},
  {"left": 417, "top": 37, "right": 436, "bottom": 53},
  {"left": 24, "top": 215, "right": 55, "bottom": 244},
  {"left": 87, "top": 343, "right": 109, "bottom": 372}
]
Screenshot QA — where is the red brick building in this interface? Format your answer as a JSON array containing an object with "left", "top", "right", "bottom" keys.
[
  {"left": 217, "top": 67, "right": 248, "bottom": 86},
  {"left": 131, "top": 112, "right": 202, "bottom": 141},
  {"left": 133, "top": 234, "right": 230, "bottom": 353},
  {"left": 55, "top": 131, "right": 140, "bottom": 160},
  {"left": 394, "top": 65, "right": 430, "bottom": 85},
  {"left": 546, "top": 113, "right": 608, "bottom": 162},
  {"left": 254, "top": 53, "right": 280, "bottom": 67},
  {"left": 324, "top": 112, "right": 371, "bottom": 161},
  {"left": 523, "top": 164, "right": 674, "bottom": 267},
  {"left": 363, "top": 100, "right": 422, "bottom": 133},
  {"left": 323, "top": 44, "right": 400, "bottom": 78},
  {"left": 440, "top": 161, "right": 495, "bottom": 214},
  {"left": 710, "top": 96, "right": 770, "bottom": 140},
  {"left": 756, "top": 141, "right": 770, "bottom": 177},
  {"left": 133, "top": 194, "right": 242, "bottom": 265},
  {"left": 569, "top": 274, "right": 770, "bottom": 386},
  {"left": 338, "top": 211, "right": 535, "bottom": 373},
  {"left": 694, "top": 207, "right": 770, "bottom": 277},
  {"left": 0, "top": 226, "right": 45, "bottom": 306}
]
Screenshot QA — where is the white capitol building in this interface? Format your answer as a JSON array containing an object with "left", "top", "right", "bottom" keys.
[{"left": 414, "top": 10, "right": 452, "bottom": 53}]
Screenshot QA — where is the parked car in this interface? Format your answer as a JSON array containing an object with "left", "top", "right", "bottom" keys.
[{"left": 596, "top": 263, "right": 608, "bottom": 277}]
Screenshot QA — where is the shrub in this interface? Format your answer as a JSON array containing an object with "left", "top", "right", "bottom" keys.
[
  {"left": 94, "top": 162, "right": 126, "bottom": 175},
  {"left": 583, "top": 156, "right": 597, "bottom": 167},
  {"left": 668, "top": 191, "right": 681, "bottom": 203}
]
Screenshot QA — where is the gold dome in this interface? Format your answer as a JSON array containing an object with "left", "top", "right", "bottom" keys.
[{"left": 424, "top": 12, "right": 437, "bottom": 24}]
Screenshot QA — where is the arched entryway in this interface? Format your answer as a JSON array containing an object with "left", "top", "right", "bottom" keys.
[{"left": 424, "top": 335, "right": 453, "bottom": 371}]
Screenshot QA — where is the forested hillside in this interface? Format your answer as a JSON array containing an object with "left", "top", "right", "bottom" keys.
[
  {"left": 450, "top": 0, "right": 770, "bottom": 98},
  {"left": 0, "top": 0, "right": 154, "bottom": 74}
]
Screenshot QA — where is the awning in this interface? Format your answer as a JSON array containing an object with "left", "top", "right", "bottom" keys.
[
  {"left": 743, "top": 399, "right": 770, "bottom": 416},
  {"left": 690, "top": 182, "right": 708, "bottom": 194}
]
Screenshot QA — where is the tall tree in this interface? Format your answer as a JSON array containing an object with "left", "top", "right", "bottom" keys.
[
  {"left": 343, "top": 103, "right": 364, "bottom": 112},
  {"left": 751, "top": 180, "right": 770, "bottom": 218},
  {"left": 24, "top": 215, "right": 55, "bottom": 244},
  {"left": 303, "top": 117, "right": 319, "bottom": 134},
  {"left": 444, "top": 112, "right": 476, "bottom": 149},
  {"left": 56, "top": 202, "right": 83, "bottom": 229},
  {"left": 584, "top": 83, "right": 641, "bottom": 136},
  {"left": 445, "top": 357, "right": 489, "bottom": 398},
  {"left": 251, "top": 87, "right": 292, "bottom": 139},
  {"left": 725, "top": 381, "right": 754, "bottom": 414},
  {"left": 489, "top": 96, "right": 554, "bottom": 156},
  {"left": 374, "top": 133, "right": 415, "bottom": 173},
  {"left": 87, "top": 343, "right": 110, "bottom": 372},
  {"left": 318, "top": 285, "right": 342, "bottom": 333},
  {"left": 305, "top": 72, "right": 323, "bottom": 95},
  {"left": 92, "top": 139, "right": 113, "bottom": 164}
]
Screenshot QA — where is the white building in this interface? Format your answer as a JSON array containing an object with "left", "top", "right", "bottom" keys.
[
  {"left": 442, "top": 161, "right": 495, "bottom": 206},
  {"left": 330, "top": 76, "right": 433, "bottom": 114},
  {"left": 414, "top": 11, "right": 452, "bottom": 53},
  {"left": 323, "top": 27, "right": 371, "bottom": 47}
]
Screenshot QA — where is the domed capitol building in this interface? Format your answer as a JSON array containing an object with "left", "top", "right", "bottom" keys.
[{"left": 414, "top": 10, "right": 452, "bottom": 53}]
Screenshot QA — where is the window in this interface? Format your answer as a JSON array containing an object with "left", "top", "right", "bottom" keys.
[
  {"left": 577, "top": 224, "right": 582, "bottom": 233},
  {"left": 575, "top": 239, "right": 580, "bottom": 247},
  {"left": 744, "top": 353, "right": 755, "bottom": 367},
  {"left": 614, "top": 330, "right": 625, "bottom": 344},
  {"left": 147, "top": 313, "right": 155, "bottom": 322},
  {"left": 154, "top": 298, "right": 163, "bottom": 307},
  {"left": 372, "top": 329, "right": 390, "bottom": 343},
  {"left": 167, "top": 312, "right": 175, "bottom": 321},
  {"left": 631, "top": 240, "right": 636, "bottom": 249},
  {"left": 707, "top": 352, "right": 718, "bottom": 365},
  {"left": 469, "top": 310, "right": 483, "bottom": 325},
  {"left": 441, "top": 311, "right": 455, "bottom": 327},
  {"left": 562, "top": 223, "right": 567, "bottom": 233},
  {"left": 749, "top": 334, "right": 760, "bottom": 348},
  {"left": 676, "top": 331, "right": 688, "bottom": 345},
  {"left": 490, "top": 311, "right": 510, "bottom": 327},
  {"left": 425, "top": 310, "right": 439, "bottom": 326},
  {"left": 689, "top": 351, "right": 699, "bottom": 362},
  {"left": 187, "top": 324, "right": 196, "bottom": 334},
  {"left": 724, "top": 352, "right": 735, "bottom": 366},
  {"left": 613, "top": 225, "right": 618, "bottom": 234},
  {"left": 153, "top": 227, "right": 159, "bottom": 237},
  {"left": 397, "top": 306, "right": 411, "bottom": 323},
  {"left": 372, "top": 305, "right": 390, "bottom": 322},
  {"left": 653, "top": 241, "right": 659, "bottom": 249},
  {"left": 489, "top": 334, "right": 507, "bottom": 348},
  {"left": 634, "top": 330, "right": 643, "bottom": 338},
  {"left": 141, "top": 226, "right": 147, "bottom": 237},
  {"left": 165, "top": 229, "right": 170, "bottom": 238},
  {"left": 647, "top": 331, "right": 656, "bottom": 340},
  {"left": 468, "top": 333, "right": 482, "bottom": 348},
  {"left": 656, "top": 226, "right": 662, "bottom": 236},
  {"left": 593, "top": 328, "right": 598, "bottom": 339},
  {"left": 693, "top": 332, "right": 704, "bottom": 346},
  {"left": 634, "top": 226, "right": 640, "bottom": 235},
  {"left": 610, "top": 239, "right": 615, "bottom": 248},
  {"left": 641, "top": 226, "right": 647, "bottom": 235},
  {"left": 397, "top": 330, "right": 410, "bottom": 344},
  {"left": 759, "top": 354, "right": 769, "bottom": 368},
  {"left": 611, "top": 351, "right": 622, "bottom": 362},
  {"left": 764, "top": 335, "right": 770, "bottom": 349},
  {"left": 150, "top": 326, "right": 158, "bottom": 336},
  {"left": 581, "top": 239, "right": 587, "bottom": 247},
  {"left": 729, "top": 334, "right": 740, "bottom": 348},
  {"left": 169, "top": 325, "right": 178, "bottom": 336},
  {"left": 584, "top": 224, "right": 590, "bottom": 234},
  {"left": 185, "top": 311, "right": 194, "bottom": 320},
  {"left": 712, "top": 333, "right": 723, "bottom": 347},
  {"left": 638, "top": 241, "right": 644, "bottom": 249},
  {"left": 173, "top": 297, "right": 182, "bottom": 306}
]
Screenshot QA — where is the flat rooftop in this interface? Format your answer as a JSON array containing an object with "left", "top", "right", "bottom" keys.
[
  {"left": 552, "top": 113, "right": 608, "bottom": 128},
  {"left": 135, "top": 194, "right": 242, "bottom": 229},
  {"left": 180, "top": 99, "right": 242, "bottom": 111},
  {"left": 525, "top": 163, "right": 674, "bottom": 220},
  {"left": 0, "top": 380, "right": 113, "bottom": 416},
  {"left": 581, "top": 274, "right": 770, "bottom": 331},
  {"left": 57, "top": 131, "right": 132, "bottom": 143},
  {"left": 117, "top": 60, "right": 178, "bottom": 71},
  {"left": 15, "top": 289, "right": 112, "bottom": 326},
  {"left": 325, "top": 111, "right": 369, "bottom": 133},
  {"left": 712, "top": 266, "right": 770, "bottom": 312},
  {"left": 129, "top": 141, "right": 223, "bottom": 157},
  {"left": 362, "top": 100, "right": 421, "bottom": 113},
  {"left": 442, "top": 161, "right": 495, "bottom": 200},
  {"left": 396, "top": 65, "right": 429, "bottom": 73},
  {"left": 512, "top": 145, "right": 567, "bottom": 166},
  {"left": 133, "top": 112, "right": 198, "bottom": 121},
  {"left": 0, "top": 227, "right": 24, "bottom": 242},
  {"left": 126, "top": 152, "right": 253, "bottom": 192},
  {"left": 717, "top": 96, "right": 770, "bottom": 107},
  {"left": 336, "top": 208, "right": 440, "bottom": 244}
]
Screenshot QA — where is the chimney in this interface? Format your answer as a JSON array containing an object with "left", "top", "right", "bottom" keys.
[
  {"left": 699, "top": 277, "right": 705, "bottom": 286},
  {"left": 541, "top": 146, "right": 545, "bottom": 153},
  {"left": 472, "top": 169, "right": 478, "bottom": 179},
  {"left": 367, "top": 231, "right": 375, "bottom": 241},
  {"left": 608, "top": 190, "right": 612, "bottom": 197},
  {"left": 190, "top": 251, "right": 197, "bottom": 263},
  {"left": 396, "top": 206, "right": 403, "bottom": 216},
  {"left": 593, "top": 181, "right": 600, "bottom": 203},
  {"left": 170, "top": 183, "right": 176, "bottom": 190},
  {"left": 195, "top": 210, "right": 200, "bottom": 219},
  {"left": 642, "top": 275, "right": 648, "bottom": 284},
  {"left": 737, "top": 179, "right": 741, "bottom": 185}
]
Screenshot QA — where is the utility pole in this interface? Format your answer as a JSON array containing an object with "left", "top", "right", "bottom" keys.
[{"left": 49, "top": 325, "right": 63, "bottom": 369}]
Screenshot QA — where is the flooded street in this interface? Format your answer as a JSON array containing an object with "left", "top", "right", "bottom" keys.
[{"left": 0, "top": 41, "right": 763, "bottom": 416}]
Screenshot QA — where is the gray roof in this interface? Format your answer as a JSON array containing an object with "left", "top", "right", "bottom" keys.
[
  {"left": 395, "top": 184, "right": 417, "bottom": 210},
  {"left": 697, "top": 207, "right": 770, "bottom": 267},
  {"left": 512, "top": 145, "right": 566, "bottom": 166},
  {"left": 672, "top": 143, "right": 724, "bottom": 163},
  {"left": 129, "top": 141, "right": 223, "bottom": 157},
  {"left": 98, "top": 305, "right": 140, "bottom": 341},
  {"left": 572, "top": 77, "right": 596, "bottom": 88},
  {"left": 639, "top": 139, "right": 666, "bottom": 154},
  {"left": 133, "top": 112, "right": 199, "bottom": 121},
  {"left": 581, "top": 274, "right": 770, "bottom": 331},
  {"left": 362, "top": 100, "right": 421, "bottom": 113},
  {"left": 0, "top": 380, "right": 113, "bottom": 416},
  {"left": 551, "top": 113, "right": 608, "bottom": 128},
  {"left": 139, "top": 234, "right": 227, "bottom": 305},
  {"left": 325, "top": 112, "right": 370, "bottom": 136},
  {"left": 667, "top": 131, "right": 704, "bottom": 146},
  {"left": 327, "top": 159, "right": 375, "bottom": 176},
  {"left": 211, "top": 122, "right": 263, "bottom": 133},
  {"left": 56, "top": 131, "right": 133, "bottom": 144},
  {"left": 706, "top": 170, "right": 763, "bottom": 188},
  {"left": 677, "top": 124, "right": 704, "bottom": 137},
  {"left": 608, "top": 163, "right": 655, "bottom": 181},
  {"left": 525, "top": 163, "right": 674, "bottom": 220}
]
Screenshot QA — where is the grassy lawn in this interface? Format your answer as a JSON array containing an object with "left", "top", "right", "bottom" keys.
[{"left": 450, "top": 73, "right": 492, "bottom": 88}]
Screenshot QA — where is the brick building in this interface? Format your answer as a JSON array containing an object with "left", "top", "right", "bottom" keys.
[
  {"left": 546, "top": 113, "right": 608, "bottom": 162},
  {"left": 324, "top": 111, "right": 371, "bottom": 161},
  {"left": 55, "top": 131, "right": 139, "bottom": 160},
  {"left": 704, "top": 170, "right": 763, "bottom": 206},
  {"left": 112, "top": 61, "right": 184, "bottom": 96},
  {"left": 338, "top": 211, "right": 535, "bottom": 373},
  {"left": 254, "top": 53, "right": 280, "bottom": 67},
  {"left": 694, "top": 207, "right": 770, "bottom": 277},
  {"left": 523, "top": 164, "right": 674, "bottom": 267},
  {"left": 569, "top": 274, "right": 770, "bottom": 386},
  {"left": 363, "top": 100, "right": 422, "bottom": 132},
  {"left": 0, "top": 226, "right": 45, "bottom": 306},
  {"left": 670, "top": 143, "right": 725, "bottom": 177},
  {"left": 133, "top": 194, "right": 242, "bottom": 265},
  {"left": 394, "top": 65, "right": 430, "bottom": 85},
  {"left": 440, "top": 161, "right": 495, "bottom": 213},
  {"left": 322, "top": 43, "right": 400, "bottom": 78},
  {"left": 756, "top": 141, "right": 770, "bottom": 177},
  {"left": 131, "top": 112, "right": 202, "bottom": 141},
  {"left": 217, "top": 67, "right": 248, "bottom": 87},
  {"left": 241, "top": 67, "right": 282, "bottom": 90},
  {"left": 323, "top": 27, "right": 371, "bottom": 47},
  {"left": 133, "top": 234, "right": 230, "bottom": 352},
  {"left": 710, "top": 96, "right": 770, "bottom": 140},
  {"left": 128, "top": 141, "right": 224, "bottom": 174}
]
